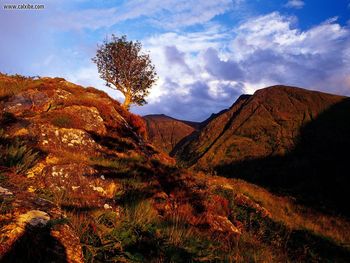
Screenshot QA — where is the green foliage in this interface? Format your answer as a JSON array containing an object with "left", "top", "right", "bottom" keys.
[
  {"left": 0, "top": 129, "right": 39, "bottom": 174},
  {"left": 76, "top": 201, "right": 239, "bottom": 262},
  {"left": 108, "top": 216, "right": 159, "bottom": 261},
  {"left": 92, "top": 35, "right": 157, "bottom": 109},
  {"left": 160, "top": 215, "right": 223, "bottom": 262}
]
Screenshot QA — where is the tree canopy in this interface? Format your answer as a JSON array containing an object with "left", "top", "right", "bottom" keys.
[{"left": 92, "top": 35, "right": 157, "bottom": 109}]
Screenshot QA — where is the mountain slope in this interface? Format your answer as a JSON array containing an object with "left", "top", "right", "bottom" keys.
[
  {"left": 144, "top": 114, "right": 198, "bottom": 153},
  {"left": 173, "top": 85, "right": 350, "bottom": 215},
  {"left": 173, "top": 86, "right": 345, "bottom": 168},
  {"left": 0, "top": 75, "right": 262, "bottom": 262},
  {"left": 1, "top": 75, "right": 349, "bottom": 262}
]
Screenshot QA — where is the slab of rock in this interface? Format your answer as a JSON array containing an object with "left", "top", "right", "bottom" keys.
[{"left": 50, "top": 105, "right": 107, "bottom": 135}]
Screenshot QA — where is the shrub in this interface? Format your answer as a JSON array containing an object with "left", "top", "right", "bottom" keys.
[
  {"left": 124, "top": 113, "right": 147, "bottom": 139},
  {"left": 107, "top": 201, "right": 161, "bottom": 261},
  {"left": 114, "top": 105, "right": 147, "bottom": 138}
]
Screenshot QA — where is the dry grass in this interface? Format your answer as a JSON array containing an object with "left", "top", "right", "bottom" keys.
[
  {"left": 0, "top": 74, "right": 32, "bottom": 99},
  {"left": 209, "top": 175, "right": 350, "bottom": 245},
  {"left": 47, "top": 152, "right": 90, "bottom": 164},
  {"left": 162, "top": 212, "right": 195, "bottom": 247}
]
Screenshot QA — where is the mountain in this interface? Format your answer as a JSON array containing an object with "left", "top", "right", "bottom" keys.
[
  {"left": 1, "top": 75, "right": 349, "bottom": 262},
  {"left": 173, "top": 85, "right": 350, "bottom": 216},
  {"left": 143, "top": 114, "right": 199, "bottom": 153}
]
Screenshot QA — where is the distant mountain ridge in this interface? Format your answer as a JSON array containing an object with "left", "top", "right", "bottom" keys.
[
  {"left": 143, "top": 114, "right": 199, "bottom": 153},
  {"left": 172, "top": 85, "right": 345, "bottom": 168}
]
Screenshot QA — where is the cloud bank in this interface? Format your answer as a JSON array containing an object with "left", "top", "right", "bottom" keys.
[
  {"left": 134, "top": 12, "right": 350, "bottom": 120},
  {"left": 1, "top": 1, "right": 349, "bottom": 121}
]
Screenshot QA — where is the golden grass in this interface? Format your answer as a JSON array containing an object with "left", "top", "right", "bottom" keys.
[
  {"left": 46, "top": 152, "right": 90, "bottom": 164},
  {"left": 0, "top": 74, "right": 30, "bottom": 98},
  {"left": 206, "top": 175, "right": 350, "bottom": 245}
]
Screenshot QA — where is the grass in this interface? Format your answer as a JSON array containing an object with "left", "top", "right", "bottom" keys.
[
  {"left": 65, "top": 199, "right": 240, "bottom": 262},
  {"left": 206, "top": 176, "right": 350, "bottom": 261},
  {"left": 50, "top": 115, "right": 73, "bottom": 128},
  {"left": 0, "top": 129, "right": 40, "bottom": 174},
  {"left": 114, "top": 178, "right": 149, "bottom": 207},
  {"left": 0, "top": 74, "right": 32, "bottom": 99},
  {"left": 89, "top": 154, "right": 149, "bottom": 179},
  {"left": 30, "top": 166, "right": 349, "bottom": 262},
  {"left": 65, "top": 201, "right": 160, "bottom": 262},
  {"left": 89, "top": 157, "right": 131, "bottom": 175},
  {"left": 227, "top": 178, "right": 350, "bottom": 245},
  {"left": 46, "top": 109, "right": 87, "bottom": 129}
]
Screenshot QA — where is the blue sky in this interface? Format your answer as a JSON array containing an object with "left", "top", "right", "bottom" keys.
[{"left": 1, "top": 0, "right": 350, "bottom": 121}]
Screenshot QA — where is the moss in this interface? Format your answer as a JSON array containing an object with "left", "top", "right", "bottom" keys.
[{"left": 51, "top": 115, "right": 73, "bottom": 128}]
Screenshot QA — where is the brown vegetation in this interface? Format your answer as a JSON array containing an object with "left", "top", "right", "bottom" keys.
[{"left": 0, "top": 75, "right": 349, "bottom": 262}]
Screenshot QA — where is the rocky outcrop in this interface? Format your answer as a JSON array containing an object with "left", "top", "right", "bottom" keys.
[
  {"left": 0, "top": 182, "right": 84, "bottom": 263},
  {"left": 2, "top": 75, "right": 349, "bottom": 262},
  {"left": 0, "top": 75, "right": 170, "bottom": 261}
]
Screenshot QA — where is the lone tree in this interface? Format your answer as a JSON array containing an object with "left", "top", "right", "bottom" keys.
[{"left": 92, "top": 35, "right": 157, "bottom": 109}]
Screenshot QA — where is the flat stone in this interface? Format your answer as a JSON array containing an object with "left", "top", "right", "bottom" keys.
[{"left": 17, "top": 210, "right": 50, "bottom": 227}]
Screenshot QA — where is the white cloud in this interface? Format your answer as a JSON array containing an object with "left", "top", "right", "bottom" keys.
[
  {"left": 51, "top": 0, "right": 233, "bottom": 30},
  {"left": 132, "top": 26, "right": 244, "bottom": 120},
  {"left": 134, "top": 12, "right": 350, "bottom": 120},
  {"left": 2, "top": 2, "right": 349, "bottom": 121},
  {"left": 230, "top": 12, "right": 350, "bottom": 95},
  {"left": 285, "top": 0, "right": 305, "bottom": 9}
]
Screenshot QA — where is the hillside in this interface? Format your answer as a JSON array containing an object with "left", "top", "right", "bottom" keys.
[
  {"left": 173, "top": 85, "right": 350, "bottom": 216},
  {"left": 1, "top": 75, "right": 350, "bottom": 262},
  {"left": 143, "top": 114, "right": 198, "bottom": 153}
]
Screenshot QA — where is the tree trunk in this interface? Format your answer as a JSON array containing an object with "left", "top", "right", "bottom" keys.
[{"left": 123, "top": 93, "right": 131, "bottom": 110}]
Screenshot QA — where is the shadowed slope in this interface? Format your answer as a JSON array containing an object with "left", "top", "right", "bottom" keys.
[
  {"left": 144, "top": 114, "right": 198, "bottom": 153},
  {"left": 174, "top": 85, "right": 349, "bottom": 216},
  {"left": 173, "top": 86, "right": 345, "bottom": 169},
  {"left": 216, "top": 97, "right": 350, "bottom": 216}
]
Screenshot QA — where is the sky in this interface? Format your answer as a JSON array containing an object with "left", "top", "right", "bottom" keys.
[{"left": 1, "top": 0, "right": 350, "bottom": 121}]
